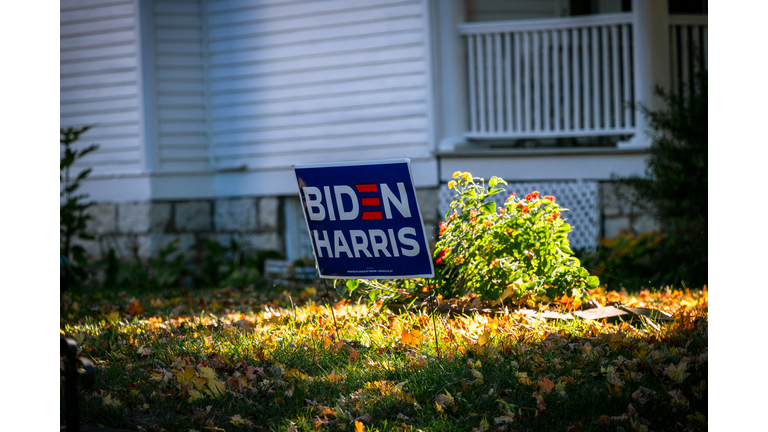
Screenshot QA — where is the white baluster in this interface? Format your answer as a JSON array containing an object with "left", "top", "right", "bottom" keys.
[
  {"left": 514, "top": 33, "right": 522, "bottom": 133},
  {"left": 602, "top": 26, "right": 610, "bottom": 131},
  {"left": 553, "top": 30, "right": 561, "bottom": 132},
  {"left": 622, "top": 24, "right": 632, "bottom": 128},
  {"left": 681, "top": 25, "right": 690, "bottom": 102},
  {"left": 572, "top": 28, "right": 581, "bottom": 131},
  {"left": 486, "top": 34, "right": 495, "bottom": 133},
  {"left": 504, "top": 33, "right": 512, "bottom": 134},
  {"left": 523, "top": 32, "right": 531, "bottom": 132},
  {"left": 468, "top": 35, "right": 477, "bottom": 133},
  {"left": 543, "top": 31, "right": 550, "bottom": 132},
  {"left": 582, "top": 27, "right": 590, "bottom": 131},
  {"left": 477, "top": 35, "right": 486, "bottom": 133},
  {"left": 495, "top": 33, "right": 503, "bottom": 133},
  {"left": 563, "top": 29, "right": 571, "bottom": 131},
  {"left": 592, "top": 26, "right": 600, "bottom": 130},
  {"left": 533, "top": 31, "right": 541, "bottom": 132},
  {"left": 611, "top": 25, "right": 620, "bottom": 130}
]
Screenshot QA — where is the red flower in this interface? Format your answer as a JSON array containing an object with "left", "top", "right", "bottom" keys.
[
  {"left": 509, "top": 192, "right": 516, "bottom": 197},
  {"left": 532, "top": 191, "right": 539, "bottom": 199},
  {"left": 543, "top": 195, "right": 555, "bottom": 202},
  {"left": 439, "top": 222, "right": 448, "bottom": 235},
  {"left": 520, "top": 205, "right": 530, "bottom": 214},
  {"left": 499, "top": 208, "right": 506, "bottom": 215},
  {"left": 485, "top": 220, "right": 492, "bottom": 227},
  {"left": 436, "top": 248, "right": 447, "bottom": 264},
  {"left": 553, "top": 211, "right": 561, "bottom": 218}
]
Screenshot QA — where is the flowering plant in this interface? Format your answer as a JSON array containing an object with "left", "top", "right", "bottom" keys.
[{"left": 434, "top": 171, "right": 597, "bottom": 304}]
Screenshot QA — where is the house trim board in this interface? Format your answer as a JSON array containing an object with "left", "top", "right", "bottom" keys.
[{"left": 437, "top": 148, "right": 649, "bottom": 182}]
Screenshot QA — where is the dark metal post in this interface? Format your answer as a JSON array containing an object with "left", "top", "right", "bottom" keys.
[{"left": 61, "top": 337, "right": 95, "bottom": 432}]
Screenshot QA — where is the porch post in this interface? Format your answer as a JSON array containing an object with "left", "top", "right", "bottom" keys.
[
  {"left": 619, "top": 0, "right": 670, "bottom": 148},
  {"left": 433, "top": 0, "right": 469, "bottom": 152}
]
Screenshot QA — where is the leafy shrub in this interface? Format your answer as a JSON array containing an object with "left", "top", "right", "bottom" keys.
[
  {"left": 60, "top": 126, "right": 99, "bottom": 285},
  {"left": 433, "top": 172, "right": 597, "bottom": 303},
  {"left": 616, "top": 66, "right": 707, "bottom": 288}
]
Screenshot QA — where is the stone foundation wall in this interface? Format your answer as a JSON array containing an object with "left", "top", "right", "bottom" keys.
[
  {"left": 72, "top": 197, "right": 283, "bottom": 262},
  {"left": 71, "top": 189, "right": 442, "bottom": 263},
  {"left": 599, "top": 182, "right": 659, "bottom": 239}
]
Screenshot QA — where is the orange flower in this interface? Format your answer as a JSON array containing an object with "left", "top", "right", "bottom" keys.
[{"left": 543, "top": 195, "right": 555, "bottom": 202}]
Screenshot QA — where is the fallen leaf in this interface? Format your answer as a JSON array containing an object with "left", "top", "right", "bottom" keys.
[
  {"left": 470, "top": 369, "right": 484, "bottom": 383},
  {"left": 539, "top": 378, "right": 555, "bottom": 394},
  {"left": 230, "top": 414, "right": 252, "bottom": 427},
  {"left": 327, "top": 370, "right": 344, "bottom": 383},
  {"left": 479, "top": 416, "right": 489, "bottom": 431},
  {"left": 126, "top": 300, "right": 144, "bottom": 316},
  {"left": 477, "top": 330, "right": 490, "bottom": 347},
  {"left": 188, "top": 389, "right": 204, "bottom": 402},
  {"left": 435, "top": 390, "right": 455, "bottom": 409},
  {"left": 516, "top": 372, "right": 533, "bottom": 387},
  {"left": 354, "top": 420, "right": 365, "bottom": 432},
  {"left": 400, "top": 328, "right": 422, "bottom": 347},
  {"left": 354, "top": 413, "right": 372, "bottom": 424},
  {"left": 665, "top": 359, "right": 690, "bottom": 383},
  {"left": 137, "top": 345, "right": 153, "bottom": 356}
]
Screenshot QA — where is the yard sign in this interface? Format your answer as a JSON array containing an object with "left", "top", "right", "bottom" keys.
[{"left": 293, "top": 159, "right": 434, "bottom": 279}]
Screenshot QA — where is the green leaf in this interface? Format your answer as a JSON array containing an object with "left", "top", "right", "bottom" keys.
[
  {"left": 462, "top": 189, "right": 477, "bottom": 198},
  {"left": 345, "top": 279, "right": 359, "bottom": 293},
  {"left": 488, "top": 176, "right": 508, "bottom": 187},
  {"left": 367, "top": 289, "right": 381, "bottom": 303},
  {"left": 480, "top": 202, "right": 496, "bottom": 215},
  {"left": 587, "top": 275, "right": 600, "bottom": 289}
]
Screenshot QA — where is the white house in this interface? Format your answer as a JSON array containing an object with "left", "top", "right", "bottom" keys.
[{"left": 60, "top": 0, "right": 707, "bottom": 264}]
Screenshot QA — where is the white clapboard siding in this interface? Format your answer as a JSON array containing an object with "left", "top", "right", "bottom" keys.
[
  {"left": 208, "top": 15, "right": 423, "bottom": 53},
  {"left": 211, "top": 73, "right": 424, "bottom": 106},
  {"left": 215, "top": 131, "right": 428, "bottom": 158},
  {"left": 152, "top": 0, "right": 211, "bottom": 173},
  {"left": 210, "top": 60, "right": 425, "bottom": 93},
  {"left": 205, "top": 0, "right": 431, "bottom": 175},
  {"left": 60, "top": 0, "right": 145, "bottom": 176}
]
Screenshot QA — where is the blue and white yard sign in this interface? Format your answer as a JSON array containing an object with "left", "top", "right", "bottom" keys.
[{"left": 293, "top": 159, "right": 434, "bottom": 279}]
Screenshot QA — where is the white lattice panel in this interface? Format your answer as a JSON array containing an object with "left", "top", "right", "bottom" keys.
[{"left": 438, "top": 180, "right": 599, "bottom": 250}]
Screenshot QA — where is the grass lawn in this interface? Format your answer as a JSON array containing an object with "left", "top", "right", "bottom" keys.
[{"left": 60, "top": 282, "right": 707, "bottom": 432}]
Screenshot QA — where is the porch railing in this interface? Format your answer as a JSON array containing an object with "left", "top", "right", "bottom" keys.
[
  {"left": 459, "top": 13, "right": 707, "bottom": 141},
  {"left": 669, "top": 15, "right": 707, "bottom": 99},
  {"left": 459, "top": 13, "right": 636, "bottom": 140}
]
